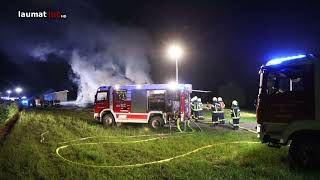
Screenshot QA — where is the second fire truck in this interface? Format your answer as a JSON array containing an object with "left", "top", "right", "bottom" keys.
[
  {"left": 94, "top": 84, "right": 192, "bottom": 129},
  {"left": 256, "top": 54, "right": 320, "bottom": 168}
]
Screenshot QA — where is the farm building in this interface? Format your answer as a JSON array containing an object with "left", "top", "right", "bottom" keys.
[{"left": 43, "top": 89, "right": 69, "bottom": 102}]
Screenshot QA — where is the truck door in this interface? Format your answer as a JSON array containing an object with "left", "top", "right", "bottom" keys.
[
  {"left": 113, "top": 90, "right": 131, "bottom": 113},
  {"left": 147, "top": 90, "right": 166, "bottom": 112},
  {"left": 261, "top": 64, "right": 314, "bottom": 123},
  {"left": 94, "top": 91, "right": 109, "bottom": 113}
]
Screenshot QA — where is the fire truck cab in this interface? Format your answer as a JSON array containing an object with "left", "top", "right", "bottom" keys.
[
  {"left": 94, "top": 84, "right": 192, "bottom": 129},
  {"left": 256, "top": 54, "right": 320, "bottom": 167}
]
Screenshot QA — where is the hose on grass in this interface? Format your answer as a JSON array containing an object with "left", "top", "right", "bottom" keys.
[
  {"left": 55, "top": 138, "right": 259, "bottom": 168},
  {"left": 177, "top": 118, "right": 201, "bottom": 133},
  {"left": 176, "top": 118, "right": 182, "bottom": 132},
  {"left": 40, "top": 131, "right": 49, "bottom": 144},
  {"left": 42, "top": 120, "right": 255, "bottom": 169},
  {"left": 238, "top": 126, "right": 257, "bottom": 134}
]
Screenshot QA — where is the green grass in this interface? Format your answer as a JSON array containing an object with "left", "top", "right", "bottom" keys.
[
  {"left": 0, "top": 103, "right": 19, "bottom": 125},
  {"left": 0, "top": 109, "right": 318, "bottom": 179},
  {"left": 203, "top": 109, "right": 256, "bottom": 123}
]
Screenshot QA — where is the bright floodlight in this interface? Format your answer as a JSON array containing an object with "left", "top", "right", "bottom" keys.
[
  {"left": 114, "top": 85, "right": 120, "bottom": 90},
  {"left": 168, "top": 44, "right": 183, "bottom": 59},
  {"left": 168, "top": 81, "right": 178, "bottom": 90},
  {"left": 136, "top": 84, "right": 142, "bottom": 89},
  {"left": 15, "top": 87, "right": 22, "bottom": 93},
  {"left": 6, "top": 90, "right": 12, "bottom": 94}
]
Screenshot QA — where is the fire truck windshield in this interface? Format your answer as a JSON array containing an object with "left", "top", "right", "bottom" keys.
[
  {"left": 264, "top": 67, "right": 304, "bottom": 95},
  {"left": 96, "top": 91, "right": 108, "bottom": 101}
]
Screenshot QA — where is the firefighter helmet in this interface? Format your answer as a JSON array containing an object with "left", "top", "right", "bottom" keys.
[
  {"left": 212, "top": 97, "right": 217, "bottom": 102},
  {"left": 218, "top": 97, "right": 223, "bottom": 102},
  {"left": 191, "top": 96, "right": 198, "bottom": 102},
  {"left": 232, "top": 100, "right": 238, "bottom": 106}
]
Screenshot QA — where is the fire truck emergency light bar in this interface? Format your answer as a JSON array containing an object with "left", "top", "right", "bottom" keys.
[{"left": 266, "top": 54, "right": 306, "bottom": 66}]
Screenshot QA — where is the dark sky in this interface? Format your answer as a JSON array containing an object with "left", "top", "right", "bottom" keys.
[{"left": 1, "top": 0, "right": 320, "bottom": 107}]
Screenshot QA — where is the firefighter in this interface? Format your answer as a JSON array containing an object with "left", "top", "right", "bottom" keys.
[
  {"left": 197, "top": 98, "right": 204, "bottom": 120},
  {"left": 211, "top": 97, "right": 219, "bottom": 123},
  {"left": 230, "top": 100, "right": 240, "bottom": 129},
  {"left": 190, "top": 96, "right": 198, "bottom": 119},
  {"left": 217, "top": 97, "right": 225, "bottom": 123},
  {"left": 192, "top": 98, "right": 201, "bottom": 121}
]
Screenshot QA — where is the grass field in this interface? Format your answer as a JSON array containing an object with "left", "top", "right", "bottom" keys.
[
  {"left": 0, "top": 109, "right": 318, "bottom": 179},
  {"left": 0, "top": 103, "right": 19, "bottom": 125}
]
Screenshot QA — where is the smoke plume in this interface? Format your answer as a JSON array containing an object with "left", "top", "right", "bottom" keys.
[
  {"left": 0, "top": 1, "right": 153, "bottom": 105},
  {"left": 69, "top": 28, "right": 152, "bottom": 104},
  {"left": 27, "top": 26, "right": 153, "bottom": 105}
]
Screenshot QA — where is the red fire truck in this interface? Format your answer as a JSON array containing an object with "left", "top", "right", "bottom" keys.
[
  {"left": 94, "top": 84, "right": 192, "bottom": 129},
  {"left": 256, "top": 54, "right": 320, "bottom": 168}
]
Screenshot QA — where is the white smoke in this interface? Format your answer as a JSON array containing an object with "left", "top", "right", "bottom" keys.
[
  {"left": 29, "top": 26, "right": 153, "bottom": 106},
  {"left": 30, "top": 44, "right": 64, "bottom": 61},
  {"left": 70, "top": 28, "right": 152, "bottom": 105},
  {"left": 71, "top": 48, "right": 152, "bottom": 105}
]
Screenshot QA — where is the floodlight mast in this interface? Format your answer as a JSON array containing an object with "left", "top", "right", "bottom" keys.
[
  {"left": 176, "top": 56, "right": 178, "bottom": 84},
  {"left": 168, "top": 44, "right": 183, "bottom": 84},
  {"left": 6, "top": 90, "right": 12, "bottom": 98}
]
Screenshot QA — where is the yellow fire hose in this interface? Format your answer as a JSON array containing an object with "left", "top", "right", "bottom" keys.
[
  {"left": 177, "top": 118, "right": 201, "bottom": 133},
  {"left": 41, "top": 119, "right": 257, "bottom": 169},
  {"left": 54, "top": 137, "right": 258, "bottom": 168}
]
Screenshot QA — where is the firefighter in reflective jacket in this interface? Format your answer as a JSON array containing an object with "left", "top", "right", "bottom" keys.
[
  {"left": 230, "top": 100, "right": 240, "bottom": 129},
  {"left": 193, "top": 98, "right": 201, "bottom": 121},
  {"left": 197, "top": 98, "right": 204, "bottom": 120},
  {"left": 211, "top": 97, "right": 219, "bottom": 122},
  {"left": 190, "top": 96, "right": 198, "bottom": 119},
  {"left": 217, "top": 97, "right": 225, "bottom": 123}
]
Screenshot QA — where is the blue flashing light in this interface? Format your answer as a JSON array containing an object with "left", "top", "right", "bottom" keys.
[
  {"left": 266, "top": 54, "right": 306, "bottom": 66},
  {"left": 21, "top": 100, "right": 28, "bottom": 106},
  {"left": 98, "top": 86, "right": 109, "bottom": 91}
]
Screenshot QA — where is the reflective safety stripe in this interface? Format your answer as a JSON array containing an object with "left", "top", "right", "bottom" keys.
[{"left": 116, "top": 113, "right": 148, "bottom": 120}]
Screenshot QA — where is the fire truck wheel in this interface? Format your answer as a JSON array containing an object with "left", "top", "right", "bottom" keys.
[
  {"left": 149, "top": 116, "right": 164, "bottom": 129},
  {"left": 289, "top": 135, "right": 318, "bottom": 169},
  {"left": 102, "top": 114, "right": 115, "bottom": 128}
]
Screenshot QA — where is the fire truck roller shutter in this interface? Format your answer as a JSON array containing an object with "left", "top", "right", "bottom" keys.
[
  {"left": 147, "top": 90, "right": 166, "bottom": 112},
  {"left": 131, "top": 90, "right": 148, "bottom": 113}
]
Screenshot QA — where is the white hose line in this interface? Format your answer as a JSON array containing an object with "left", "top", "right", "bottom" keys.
[
  {"left": 40, "top": 131, "right": 49, "bottom": 144},
  {"left": 238, "top": 126, "right": 257, "bottom": 134}
]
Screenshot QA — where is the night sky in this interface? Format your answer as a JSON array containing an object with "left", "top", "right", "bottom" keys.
[{"left": 1, "top": 0, "right": 320, "bottom": 107}]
